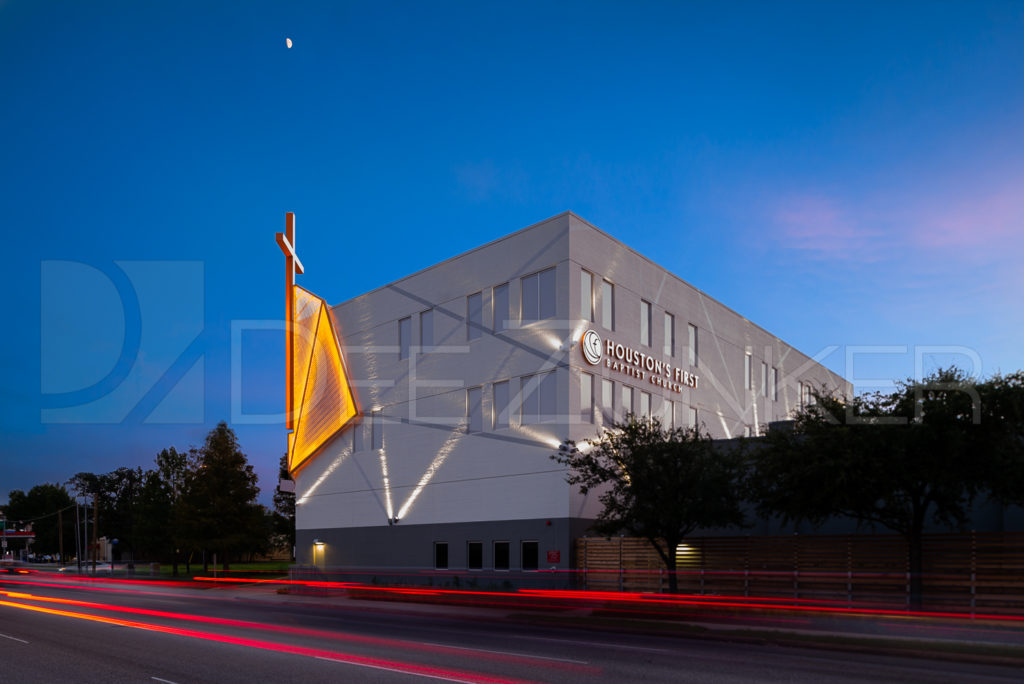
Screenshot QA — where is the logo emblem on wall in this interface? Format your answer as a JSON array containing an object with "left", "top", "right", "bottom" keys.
[{"left": 581, "top": 329, "right": 603, "bottom": 365}]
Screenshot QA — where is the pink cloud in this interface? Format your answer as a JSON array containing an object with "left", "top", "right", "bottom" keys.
[
  {"left": 911, "top": 183, "right": 1024, "bottom": 251},
  {"left": 771, "top": 195, "right": 885, "bottom": 260}
]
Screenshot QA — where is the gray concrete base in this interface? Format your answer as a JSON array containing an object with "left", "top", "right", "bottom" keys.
[{"left": 297, "top": 517, "right": 595, "bottom": 589}]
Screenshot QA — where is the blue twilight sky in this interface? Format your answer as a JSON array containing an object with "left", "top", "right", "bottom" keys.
[{"left": 2, "top": 1, "right": 1023, "bottom": 504}]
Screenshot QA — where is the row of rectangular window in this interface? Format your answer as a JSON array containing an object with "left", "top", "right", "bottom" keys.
[
  {"left": 434, "top": 540, "right": 540, "bottom": 571},
  {"left": 468, "top": 372, "right": 556, "bottom": 432},
  {"left": 744, "top": 352, "right": 782, "bottom": 401},
  {"left": 354, "top": 370, "right": 802, "bottom": 449},
  {"left": 401, "top": 269, "right": 703, "bottom": 370},
  {"left": 581, "top": 372, "right": 699, "bottom": 428},
  {"left": 399, "top": 268, "right": 558, "bottom": 360},
  {"left": 581, "top": 269, "right": 698, "bottom": 367}
]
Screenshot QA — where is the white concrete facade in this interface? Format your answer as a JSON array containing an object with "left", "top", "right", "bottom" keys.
[{"left": 294, "top": 212, "right": 849, "bottom": 574}]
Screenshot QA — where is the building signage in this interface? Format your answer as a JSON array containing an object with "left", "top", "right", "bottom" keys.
[{"left": 581, "top": 329, "right": 699, "bottom": 393}]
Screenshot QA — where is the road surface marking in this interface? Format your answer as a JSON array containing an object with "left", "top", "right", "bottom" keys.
[
  {"left": 315, "top": 656, "right": 478, "bottom": 683},
  {"left": 514, "top": 634, "right": 674, "bottom": 654},
  {"left": 151, "top": 678, "right": 179, "bottom": 684},
  {"left": 418, "top": 641, "right": 588, "bottom": 664},
  {"left": 0, "top": 632, "right": 29, "bottom": 644}
]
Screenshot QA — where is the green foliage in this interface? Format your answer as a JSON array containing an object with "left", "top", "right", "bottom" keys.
[
  {"left": 177, "top": 422, "right": 266, "bottom": 569},
  {"left": 747, "top": 367, "right": 1024, "bottom": 606},
  {"left": 554, "top": 416, "right": 746, "bottom": 592},
  {"left": 2, "top": 483, "right": 74, "bottom": 556},
  {"left": 272, "top": 454, "right": 296, "bottom": 552}
]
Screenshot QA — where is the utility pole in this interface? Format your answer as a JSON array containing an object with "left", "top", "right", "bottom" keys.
[{"left": 58, "top": 508, "right": 63, "bottom": 564}]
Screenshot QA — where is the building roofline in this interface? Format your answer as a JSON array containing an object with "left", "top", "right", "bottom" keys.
[
  {"left": 330, "top": 211, "right": 574, "bottom": 309},
  {"left": 329, "top": 210, "right": 849, "bottom": 390},
  {"left": 565, "top": 213, "right": 849, "bottom": 390}
]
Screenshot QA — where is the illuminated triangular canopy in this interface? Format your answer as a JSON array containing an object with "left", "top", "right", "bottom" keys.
[{"left": 288, "top": 286, "right": 358, "bottom": 474}]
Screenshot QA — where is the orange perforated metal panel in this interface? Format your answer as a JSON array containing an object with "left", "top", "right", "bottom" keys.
[{"left": 288, "top": 286, "right": 358, "bottom": 474}]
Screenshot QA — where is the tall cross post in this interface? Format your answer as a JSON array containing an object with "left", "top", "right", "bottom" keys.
[{"left": 276, "top": 212, "right": 304, "bottom": 430}]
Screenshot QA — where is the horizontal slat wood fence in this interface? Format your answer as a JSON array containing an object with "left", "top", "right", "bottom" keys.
[{"left": 576, "top": 532, "right": 1024, "bottom": 614}]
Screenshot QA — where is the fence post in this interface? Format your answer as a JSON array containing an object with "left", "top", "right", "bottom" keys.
[
  {"left": 581, "top": 537, "right": 587, "bottom": 591},
  {"left": 793, "top": 533, "right": 799, "bottom": 600},
  {"left": 846, "top": 536, "right": 853, "bottom": 608},
  {"left": 618, "top": 536, "right": 623, "bottom": 592},
  {"left": 905, "top": 540, "right": 911, "bottom": 610},
  {"left": 744, "top": 536, "right": 750, "bottom": 598},
  {"left": 970, "top": 530, "right": 976, "bottom": 619}
]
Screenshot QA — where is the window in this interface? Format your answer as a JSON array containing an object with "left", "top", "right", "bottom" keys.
[
  {"left": 493, "top": 380, "right": 510, "bottom": 429},
  {"left": 467, "top": 542, "right": 483, "bottom": 570},
  {"left": 664, "top": 312, "right": 675, "bottom": 357},
  {"left": 640, "top": 300, "right": 652, "bottom": 346},
  {"left": 434, "top": 542, "right": 448, "bottom": 570},
  {"left": 371, "top": 409, "right": 383, "bottom": 449},
  {"left": 743, "top": 425, "right": 752, "bottom": 438},
  {"left": 639, "top": 391, "right": 651, "bottom": 418},
  {"left": 601, "top": 280, "right": 615, "bottom": 330},
  {"left": 689, "top": 406, "right": 698, "bottom": 429},
  {"left": 494, "top": 541, "right": 510, "bottom": 571},
  {"left": 522, "top": 372, "right": 556, "bottom": 425},
  {"left": 761, "top": 361, "right": 768, "bottom": 398},
  {"left": 420, "top": 308, "right": 434, "bottom": 350},
  {"left": 521, "top": 267, "right": 556, "bottom": 322},
  {"left": 744, "top": 353, "right": 752, "bottom": 390},
  {"left": 580, "top": 270, "right": 594, "bottom": 321},
  {"left": 672, "top": 401, "right": 681, "bottom": 429},
  {"left": 493, "top": 283, "right": 509, "bottom": 332},
  {"left": 521, "top": 541, "right": 539, "bottom": 571},
  {"left": 802, "top": 383, "right": 815, "bottom": 406},
  {"left": 352, "top": 421, "right": 364, "bottom": 451},
  {"left": 580, "top": 372, "right": 594, "bottom": 423},
  {"left": 621, "top": 385, "right": 634, "bottom": 419},
  {"left": 660, "top": 398, "right": 672, "bottom": 426},
  {"left": 688, "top": 324, "right": 698, "bottom": 367},
  {"left": 771, "top": 367, "right": 778, "bottom": 401},
  {"left": 467, "top": 386, "right": 482, "bottom": 433},
  {"left": 398, "top": 317, "right": 411, "bottom": 360},
  {"left": 601, "top": 379, "right": 614, "bottom": 425},
  {"left": 467, "top": 292, "right": 482, "bottom": 341}
]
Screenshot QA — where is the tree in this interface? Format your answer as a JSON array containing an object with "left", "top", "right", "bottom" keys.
[
  {"left": 153, "top": 446, "right": 197, "bottom": 574},
  {"left": 747, "top": 368, "right": 994, "bottom": 607},
  {"left": 272, "top": 454, "right": 296, "bottom": 555},
  {"left": 978, "top": 371, "right": 1024, "bottom": 506},
  {"left": 554, "top": 417, "right": 746, "bottom": 593},
  {"left": 69, "top": 468, "right": 143, "bottom": 564},
  {"left": 178, "top": 422, "right": 264, "bottom": 570},
  {"left": 3, "top": 484, "right": 74, "bottom": 557}
]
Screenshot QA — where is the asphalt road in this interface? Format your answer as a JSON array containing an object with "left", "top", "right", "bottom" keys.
[{"left": 2, "top": 574, "right": 1023, "bottom": 683}]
